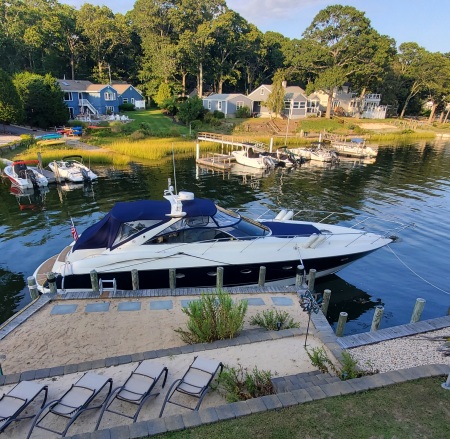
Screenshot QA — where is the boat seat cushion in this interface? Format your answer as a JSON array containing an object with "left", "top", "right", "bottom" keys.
[{"left": 263, "top": 221, "right": 321, "bottom": 237}]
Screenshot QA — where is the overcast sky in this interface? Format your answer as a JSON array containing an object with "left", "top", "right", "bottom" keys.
[{"left": 63, "top": 0, "right": 448, "bottom": 53}]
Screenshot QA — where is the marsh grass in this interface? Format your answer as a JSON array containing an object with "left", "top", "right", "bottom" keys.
[
  {"left": 249, "top": 309, "right": 300, "bottom": 331},
  {"left": 175, "top": 290, "right": 248, "bottom": 344}
]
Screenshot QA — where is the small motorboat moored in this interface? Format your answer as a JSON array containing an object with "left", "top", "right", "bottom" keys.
[
  {"left": 33, "top": 179, "right": 409, "bottom": 293},
  {"left": 48, "top": 155, "right": 97, "bottom": 183},
  {"left": 3, "top": 159, "right": 49, "bottom": 189}
]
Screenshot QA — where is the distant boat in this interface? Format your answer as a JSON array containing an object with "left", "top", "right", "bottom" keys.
[
  {"left": 48, "top": 155, "right": 97, "bottom": 183},
  {"left": 329, "top": 137, "right": 378, "bottom": 159},
  {"left": 231, "top": 145, "right": 277, "bottom": 169},
  {"left": 35, "top": 133, "right": 63, "bottom": 140},
  {"left": 3, "top": 159, "right": 49, "bottom": 189}
]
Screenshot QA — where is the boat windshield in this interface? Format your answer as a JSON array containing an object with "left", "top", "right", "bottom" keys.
[{"left": 113, "top": 220, "right": 163, "bottom": 246}]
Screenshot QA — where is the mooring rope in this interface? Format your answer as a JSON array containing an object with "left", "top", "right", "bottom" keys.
[{"left": 386, "top": 244, "right": 450, "bottom": 296}]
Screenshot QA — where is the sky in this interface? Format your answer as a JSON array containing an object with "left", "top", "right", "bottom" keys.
[{"left": 63, "top": 0, "right": 448, "bottom": 54}]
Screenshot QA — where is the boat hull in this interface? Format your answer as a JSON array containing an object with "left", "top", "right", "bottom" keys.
[{"left": 38, "top": 249, "right": 374, "bottom": 292}]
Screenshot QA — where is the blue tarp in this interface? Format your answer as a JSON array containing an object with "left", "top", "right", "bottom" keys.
[{"left": 73, "top": 197, "right": 217, "bottom": 251}]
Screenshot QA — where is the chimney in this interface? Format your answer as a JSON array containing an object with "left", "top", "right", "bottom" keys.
[{"left": 282, "top": 80, "right": 287, "bottom": 88}]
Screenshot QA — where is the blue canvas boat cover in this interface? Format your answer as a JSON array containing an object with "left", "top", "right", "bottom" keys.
[{"left": 73, "top": 197, "right": 217, "bottom": 251}]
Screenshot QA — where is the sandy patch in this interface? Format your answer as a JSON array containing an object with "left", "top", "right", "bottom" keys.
[
  {"left": 0, "top": 293, "right": 332, "bottom": 438},
  {"left": 358, "top": 123, "right": 397, "bottom": 130}
]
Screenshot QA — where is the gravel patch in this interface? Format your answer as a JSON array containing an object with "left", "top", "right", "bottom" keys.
[{"left": 349, "top": 328, "right": 450, "bottom": 373}]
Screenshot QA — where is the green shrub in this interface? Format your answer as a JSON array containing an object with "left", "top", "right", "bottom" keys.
[
  {"left": 130, "top": 130, "right": 146, "bottom": 140},
  {"left": 340, "top": 351, "right": 378, "bottom": 380},
  {"left": 190, "top": 120, "right": 203, "bottom": 130},
  {"left": 235, "top": 106, "right": 251, "bottom": 118},
  {"left": 305, "top": 346, "right": 339, "bottom": 374},
  {"left": 217, "top": 364, "right": 274, "bottom": 402},
  {"left": 119, "top": 103, "right": 135, "bottom": 112},
  {"left": 213, "top": 110, "right": 225, "bottom": 119},
  {"left": 175, "top": 290, "right": 248, "bottom": 344},
  {"left": 249, "top": 309, "right": 300, "bottom": 331}
]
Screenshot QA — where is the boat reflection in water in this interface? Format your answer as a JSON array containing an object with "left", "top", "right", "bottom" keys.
[
  {"left": 9, "top": 185, "right": 49, "bottom": 211},
  {"left": 315, "top": 274, "right": 385, "bottom": 332}
]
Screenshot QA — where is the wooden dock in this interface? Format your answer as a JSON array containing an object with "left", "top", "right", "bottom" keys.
[
  {"left": 197, "top": 132, "right": 268, "bottom": 151},
  {"left": 196, "top": 152, "right": 235, "bottom": 170}
]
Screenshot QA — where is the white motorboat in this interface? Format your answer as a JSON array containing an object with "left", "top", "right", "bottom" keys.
[
  {"left": 330, "top": 138, "right": 378, "bottom": 159},
  {"left": 48, "top": 155, "right": 97, "bottom": 183},
  {"left": 3, "top": 159, "right": 49, "bottom": 189},
  {"left": 33, "top": 180, "right": 407, "bottom": 293},
  {"left": 231, "top": 145, "right": 276, "bottom": 169}
]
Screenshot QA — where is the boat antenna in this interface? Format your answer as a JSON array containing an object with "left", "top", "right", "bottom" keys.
[{"left": 172, "top": 143, "right": 177, "bottom": 194}]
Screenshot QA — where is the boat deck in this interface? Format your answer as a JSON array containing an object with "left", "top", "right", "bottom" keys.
[{"left": 35, "top": 245, "right": 71, "bottom": 288}]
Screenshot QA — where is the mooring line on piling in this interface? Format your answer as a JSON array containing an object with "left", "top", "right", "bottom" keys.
[{"left": 386, "top": 245, "right": 450, "bottom": 296}]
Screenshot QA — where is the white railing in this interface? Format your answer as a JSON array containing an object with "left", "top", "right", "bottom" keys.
[{"left": 80, "top": 99, "right": 99, "bottom": 115}]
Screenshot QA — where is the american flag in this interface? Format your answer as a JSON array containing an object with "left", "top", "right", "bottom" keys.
[{"left": 71, "top": 218, "right": 79, "bottom": 241}]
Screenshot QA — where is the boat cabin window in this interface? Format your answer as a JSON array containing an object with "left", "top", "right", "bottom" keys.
[
  {"left": 145, "top": 228, "right": 232, "bottom": 244},
  {"left": 212, "top": 206, "right": 240, "bottom": 227},
  {"left": 224, "top": 216, "right": 270, "bottom": 239},
  {"left": 113, "top": 220, "right": 162, "bottom": 246}
]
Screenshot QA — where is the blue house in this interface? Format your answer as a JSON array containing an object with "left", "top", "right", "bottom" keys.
[{"left": 57, "top": 80, "right": 145, "bottom": 120}]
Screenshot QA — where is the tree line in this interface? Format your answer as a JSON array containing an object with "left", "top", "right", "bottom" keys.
[{"left": 1, "top": 0, "right": 449, "bottom": 126}]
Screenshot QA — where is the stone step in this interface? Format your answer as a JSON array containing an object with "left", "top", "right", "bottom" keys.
[{"left": 272, "top": 370, "right": 341, "bottom": 393}]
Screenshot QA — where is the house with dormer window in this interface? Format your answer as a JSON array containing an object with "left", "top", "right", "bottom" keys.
[{"left": 57, "top": 80, "right": 145, "bottom": 119}]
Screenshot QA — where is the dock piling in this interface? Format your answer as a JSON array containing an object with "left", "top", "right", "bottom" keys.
[
  {"left": 169, "top": 268, "right": 176, "bottom": 290},
  {"left": 335, "top": 312, "right": 348, "bottom": 337},
  {"left": 295, "top": 265, "right": 304, "bottom": 288},
  {"left": 258, "top": 266, "right": 266, "bottom": 287},
  {"left": 216, "top": 267, "right": 224, "bottom": 289},
  {"left": 90, "top": 270, "right": 99, "bottom": 292},
  {"left": 47, "top": 272, "right": 58, "bottom": 294},
  {"left": 321, "top": 289, "right": 331, "bottom": 315},
  {"left": 308, "top": 269, "right": 317, "bottom": 292},
  {"left": 131, "top": 269, "right": 139, "bottom": 290},
  {"left": 410, "top": 298, "right": 426, "bottom": 323},
  {"left": 27, "top": 276, "right": 39, "bottom": 300},
  {"left": 371, "top": 305, "right": 384, "bottom": 331}
]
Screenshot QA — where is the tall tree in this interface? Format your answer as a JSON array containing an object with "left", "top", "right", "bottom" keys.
[
  {"left": 266, "top": 71, "right": 285, "bottom": 118},
  {"left": 0, "top": 68, "right": 24, "bottom": 130},
  {"left": 13, "top": 72, "right": 68, "bottom": 129},
  {"left": 286, "top": 5, "right": 385, "bottom": 118}
]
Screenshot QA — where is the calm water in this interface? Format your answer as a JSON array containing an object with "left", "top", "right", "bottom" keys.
[{"left": 1, "top": 138, "right": 450, "bottom": 335}]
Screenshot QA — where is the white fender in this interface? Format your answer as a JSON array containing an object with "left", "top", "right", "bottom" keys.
[
  {"left": 303, "top": 233, "right": 319, "bottom": 248},
  {"left": 275, "top": 209, "right": 287, "bottom": 220},
  {"left": 283, "top": 210, "right": 294, "bottom": 221},
  {"left": 309, "top": 234, "right": 327, "bottom": 249}
]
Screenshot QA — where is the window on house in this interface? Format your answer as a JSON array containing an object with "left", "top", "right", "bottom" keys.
[
  {"left": 284, "top": 100, "right": 291, "bottom": 109},
  {"left": 260, "top": 89, "right": 264, "bottom": 95},
  {"left": 64, "top": 92, "right": 73, "bottom": 101},
  {"left": 131, "top": 98, "right": 135, "bottom": 104},
  {"left": 299, "top": 102, "right": 306, "bottom": 109},
  {"left": 218, "top": 101, "right": 222, "bottom": 110},
  {"left": 208, "top": 101, "right": 211, "bottom": 109},
  {"left": 123, "top": 98, "right": 128, "bottom": 103},
  {"left": 104, "top": 92, "right": 115, "bottom": 101},
  {"left": 106, "top": 106, "right": 114, "bottom": 113},
  {"left": 78, "top": 93, "right": 83, "bottom": 101},
  {"left": 236, "top": 101, "right": 244, "bottom": 109},
  {"left": 292, "top": 102, "right": 299, "bottom": 109}
]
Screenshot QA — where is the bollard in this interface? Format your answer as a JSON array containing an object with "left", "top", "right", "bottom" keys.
[
  {"left": 308, "top": 269, "right": 317, "bottom": 292},
  {"left": 131, "top": 269, "right": 139, "bottom": 290},
  {"left": 321, "top": 289, "right": 331, "bottom": 315},
  {"left": 295, "top": 265, "right": 304, "bottom": 288},
  {"left": 410, "top": 298, "right": 426, "bottom": 323},
  {"left": 90, "top": 270, "right": 99, "bottom": 292},
  {"left": 47, "top": 272, "right": 58, "bottom": 294},
  {"left": 258, "top": 266, "right": 266, "bottom": 287},
  {"left": 371, "top": 305, "right": 384, "bottom": 331},
  {"left": 216, "top": 267, "right": 224, "bottom": 289},
  {"left": 335, "top": 312, "right": 348, "bottom": 337},
  {"left": 169, "top": 268, "right": 176, "bottom": 290},
  {"left": 27, "top": 276, "right": 39, "bottom": 300}
]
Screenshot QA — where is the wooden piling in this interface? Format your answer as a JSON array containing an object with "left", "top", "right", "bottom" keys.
[
  {"left": 336, "top": 312, "right": 348, "bottom": 337},
  {"left": 27, "top": 276, "right": 39, "bottom": 300},
  {"left": 169, "top": 268, "right": 176, "bottom": 290},
  {"left": 371, "top": 305, "right": 384, "bottom": 331},
  {"left": 131, "top": 269, "right": 139, "bottom": 290},
  {"left": 258, "top": 266, "right": 266, "bottom": 287},
  {"left": 47, "top": 272, "right": 57, "bottom": 294},
  {"left": 308, "top": 269, "right": 317, "bottom": 292},
  {"left": 410, "top": 298, "right": 426, "bottom": 323},
  {"left": 90, "top": 270, "right": 99, "bottom": 292},
  {"left": 321, "top": 289, "right": 331, "bottom": 315},
  {"left": 216, "top": 267, "right": 224, "bottom": 289},
  {"left": 295, "top": 265, "right": 304, "bottom": 288}
]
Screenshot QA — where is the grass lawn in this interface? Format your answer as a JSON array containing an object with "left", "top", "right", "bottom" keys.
[{"left": 156, "top": 377, "right": 450, "bottom": 439}]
